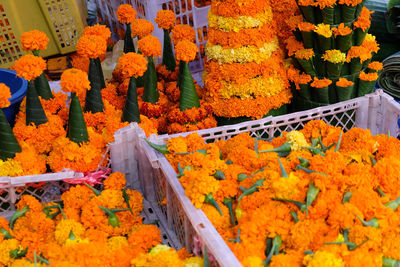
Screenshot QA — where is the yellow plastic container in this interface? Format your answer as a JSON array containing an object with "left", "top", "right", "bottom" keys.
[{"left": 0, "top": 0, "right": 86, "bottom": 68}]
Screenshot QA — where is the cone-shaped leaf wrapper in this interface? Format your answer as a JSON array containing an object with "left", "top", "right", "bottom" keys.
[
  {"left": 122, "top": 76, "right": 140, "bottom": 123},
  {"left": 142, "top": 56, "right": 159, "bottom": 104},
  {"left": 85, "top": 58, "right": 104, "bottom": 113},
  {"left": 162, "top": 29, "right": 176, "bottom": 72},
  {"left": 357, "top": 79, "right": 375, "bottom": 97},
  {"left": 299, "top": 5, "right": 316, "bottom": 24},
  {"left": 34, "top": 72, "right": 53, "bottom": 100},
  {"left": 322, "top": 6, "right": 335, "bottom": 25},
  {"left": 179, "top": 61, "right": 200, "bottom": 111},
  {"left": 94, "top": 57, "right": 106, "bottom": 90},
  {"left": 124, "top": 23, "right": 135, "bottom": 53},
  {"left": 0, "top": 109, "right": 21, "bottom": 160},
  {"left": 335, "top": 76, "right": 356, "bottom": 102},
  {"left": 26, "top": 81, "right": 48, "bottom": 126},
  {"left": 341, "top": 5, "right": 357, "bottom": 23},
  {"left": 67, "top": 93, "right": 89, "bottom": 144},
  {"left": 177, "top": 60, "right": 186, "bottom": 89}
]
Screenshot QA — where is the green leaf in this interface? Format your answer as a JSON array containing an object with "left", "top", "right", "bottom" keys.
[
  {"left": 383, "top": 256, "right": 400, "bottom": 267},
  {"left": 145, "top": 139, "right": 169, "bottom": 154},
  {"left": 214, "top": 170, "right": 225, "bottom": 180},
  {"left": 296, "top": 165, "right": 327, "bottom": 177},
  {"left": 179, "top": 61, "right": 200, "bottom": 111},
  {"left": 122, "top": 76, "right": 140, "bottom": 123},
  {"left": 26, "top": 81, "right": 48, "bottom": 126},
  {"left": 335, "top": 132, "right": 343, "bottom": 152},
  {"left": 142, "top": 56, "right": 159, "bottom": 104},
  {"left": 94, "top": 57, "right": 106, "bottom": 90},
  {"left": 290, "top": 211, "right": 299, "bottom": 223},
  {"left": 223, "top": 198, "right": 236, "bottom": 226},
  {"left": 228, "top": 228, "right": 241, "bottom": 243},
  {"left": 10, "top": 206, "right": 29, "bottom": 229},
  {"left": 162, "top": 29, "right": 176, "bottom": 72},
  {"left": 10, "top": 247, "right": 28, "bottom": 259},
  {"left": 0, "top": 228, "right": 12, "bottom": 239},
  {"left": 385, "top": 195, "right": 400, "bottom": 211},
  {"left": 123, "top": 23, "right": 136, "bottom": 53},
  {"left": 67, "top": 93, "right": 89, "bottom": 144},
  {"left": 34, "top": 72, "right": 53, "bottom": 100},
  {"left": 258, "top": 142, "right": 292, "bottom": 157},
  {"left": 355, "top": 214, "right": 380, "bottom": 229},
  {"left": 0, "top": 109, "right": 21, "bottom": 160},
  {"left": 204, "top": 193, "right": 223, "bottom": 216},
  {"left": 298, "top": 157, "right": 310, "bottom": 168},
  {"left": 204, "top": 246, "right": 210, "bottom": 267},
  {"left": 342, "top": 191, "right": 353, "bottom": 204},
  {"left": 264, "top": 235, "right": 282, "bottom": 265},
  {"left": 377, "top": 186, "right": 386, "bottom": 197},
  {"left": 278, "top": 158, "right": 288, "bottom": 178},
  {"left": 304, "top": 182, "right": 320, "bottom": 214},
  {"left": 85, "top": 58, "right": 105, "bottom": 113},
  {"left": 388, "top": 0, "right": 400, "bottom": 11},
  {"left": 98, "top": 206, "right": 121, "bottom": 228},
  {"left": 122, "top": 189, "right": 134, "bottom": 215},
  {"left": 238, "top": 179, "right": 265, "bottom": 201}
]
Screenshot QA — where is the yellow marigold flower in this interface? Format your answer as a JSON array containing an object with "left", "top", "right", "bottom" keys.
[
  {"left": 76, "top": 35, "right": 107, "bottom": 59},
  {"left": 20, "top": 29, "right": 49, "bottom": 52},
  {"left": 184, "top": 256, "right": 204, "bottom": 267},
  {"left": 83, "top": 24, "right": 111, "bottom": 40},
  {"left": 12, "top": 54, "right": 46, "bottom": 81},
  {"left": 359, "top": 71, "right": 378, "bottom": 82},
  {"left": 148, "top": 245, "right": 183, "bottom": 267},
  {"left": 314, "top": 23, "right": 333, "bottom": 38},
  {"left": 175, "top": 40, "right": 198, "bottom": 62},
  {"left": 0, "top": 159, "right": 23, "bottom": 176},
  {"left": 322, "top": 49, "right": 346, "bottom": 64},
  {"left": 60, "top": 68, "right": 90, "bottom": 95},
  {"left": 332, "top": 23, "right": 352, "bottom": 36},
  {"left": 172, "top": 24, "right": 196, "bottom": 44},
  {"left": 116, "top": 4, "right": 137, "bottom": 24},
  {"left": 167, "top": 137, "right": 188, "bottom": 154},
  {"left": 286, "top": 130, "right": 309, "bottom": 150},
  {"left": 117, "top": 52, "right": 148, "bottom": 78},
  {"left": 104, "top": 172, "right": 126, "bottom": 190},
  {"left": 131, "top": 19, "right": 154, "bottom": 39},
  {"left": 336, "top": 77, "right": 354, "bottom": 87},
  {"left": 295, "top": 48, "right": 315, "bottom": 60},
  {"left": 368, "top": 61, "right": 383, "bottom": 71},
  {"left": 138, "top": 35, "right": 162, "bottom": 57},
  {"left": 155, "top": 10, "right": 176, "bottom": 30},
  {"left": 304, "top": 251, "right": 344, "bottom": 267},
  {"left": 0, "top": 83, "right": 11, "bottom": 108},
  {"left": 272, "top": 172, "right": 300, "bottom": 199},
  {"left": 0, "top": 239, "right": 20, "bottom": 265},
  {"left": 107, "top": 236, "right": 128, "bottom": 250},
  {"left": 54, "top": 219, "right": 85, "bottom": 245},
  {"left": 311, "top": 77, "right": 332, "bottom": 88},
  {"left": 242, "top": 256, "right": 264, "bottom": 267}
]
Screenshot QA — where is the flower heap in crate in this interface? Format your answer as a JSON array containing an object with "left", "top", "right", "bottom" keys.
[
  {"left": 203, "top": 0, "right": 292, "bottom": 122},
  {"left": 149, "top": 120, "right": 400, "bottom": 266},
  {"left": 286, "top": 0, "right": 382, "bottom": 105},
  {"left": 109, "top": 5, "right": 217, "bottom": 134},
  {"left": 0, "top": 172, "right": 204, "bottom": 266}
]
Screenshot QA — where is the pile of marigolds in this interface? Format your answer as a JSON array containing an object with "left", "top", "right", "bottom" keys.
[
  {"left": 0, "top": 172, "right": 203, "bottom": 266},
  {"left": 156, "top": 120, "right": 400, "bottom": 266}
]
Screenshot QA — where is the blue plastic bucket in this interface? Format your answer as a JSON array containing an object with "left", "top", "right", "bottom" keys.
[{"left": 0, "top": 69, "right": 28, "bottom": 127}]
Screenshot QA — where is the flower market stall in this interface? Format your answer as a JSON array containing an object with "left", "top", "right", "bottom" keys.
[{"left": 0, "top": 0, "right": 399, "bottom": 266}]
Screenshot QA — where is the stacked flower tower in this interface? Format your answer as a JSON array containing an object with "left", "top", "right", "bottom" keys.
[
  {"left": 203, "top": 0, "right": 292, "bottom": 122},
  {"left": 287, "top": 0, "right": 382, "bottom": 107}
]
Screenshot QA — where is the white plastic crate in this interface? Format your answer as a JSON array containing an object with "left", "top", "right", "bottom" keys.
[{"left": 110, "top": 90, "right": 400, "bottom": 266}]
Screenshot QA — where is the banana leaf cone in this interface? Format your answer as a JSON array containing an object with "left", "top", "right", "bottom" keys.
[
  {"left": 341, "top": 4, "right": 357, "bottom": 23},
  {"left": 357, "top": 79, "right": 375, "bottom": 97},
  {"left": 340, "top": 62, "right": 350, "bottom": 76},
  {"left": 336, "top": 79, "right": 355, "bottom": 101},
  {"left": 122, "top": 76, "right": 140, "bottom": 123},
  {"left": 298, "top": 83, "right": 312, "bottom": 100},
  {"left": 0, "top": 109, "right": 21, "bottom": 160},
  {"left": 297, "top": 58, "right": 317, "bottom": 76},
  {"left": 354, "top": 28, "right": 368, "bottom": 46},
  {"left": 334, "top": 5, "right": 342, "bottom": 24},
  {"left": 26, "top": 81, "right": 48, "bottom": 126},
  {"left": 350, "top": 58, "right": 363, "bottom": 74},
  {"left": 301, "top": 31, "right": 314, "bottom": 49},
  {"left": 355, "top": 0, "right": 365, "bottom": 18},
  {"left": 67, "top": 93, "right": 89, "bottom": 144},
  {"left": 177, "top": 60, "right": 186, "bottom": 89},
  {"left": 362, "top": 58, "right": 372, "bottom": 70},
  {"left": 142, "top": 56, "right": 160, "bottom": 104},
  {"left": 85, "top": 58, "right": 105, "bottom": 113},
  {"left": 34, "top": 72, "right": 53, "bottom": 100},
  {"left": 336, "top": 33, "right": 353, "bottom": 52},
  {"left": 136, "top": 49, "right": 145, "bottom": 87},
  {"left": 123, "top": 23, "right": 135, "bottom": 53},
  {"left": 94, "top": 57, "right": 106, "bottom": 90},
  {"left": 322, "top": 6, "right": 335, "bottom": 25},
  {"left": 293, "top": 30, "right": 303, "bottom": 43},
  {"left": 326, "top": 62, "right": 344, "bottom": 77},
  {"left": 313, "top": 55, "right": 326, "bottom": 77},
  {"left": 313, "top": 86, "right": 330, "bottom": 104},
  {"left": 179, "top": 61, "right": 200, "bottom": 111},
  {"left": 299, "top": 5, "right": 316, "bottom": 24},
  {"left": 162, "top": 29, "right": 176, "bottom": 72},
  {"left": 317, "top": 36, "right": 333, "bottom": 53}
]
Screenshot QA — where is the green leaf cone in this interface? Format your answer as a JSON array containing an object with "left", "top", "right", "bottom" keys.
[
  {"left": 85, "top": 58, "right": 105, "bottom": 113},
  {"left": 357, "top": 79, "right": 375, "bottom": 97},
  {"left": 179, "top": 61, "right": 200, "bottom": 111},
  {"left": 122, "top": 76, "right": 141, "bottom": 123},
  {"left": 162, "top": 29, "right": 177, "bottom": 72},
  {"left": 34, "top": 72, "right": 53, "bottom": 100},
  {"left": 299, "top": 5, "right": 316, "bottom": 24},
  {"left": 94, "top": 57, "right": 106, "bottom": 90},
  {"left": 142, "top": 56, "right": 159, "bottom": 104},
  {"left": 322, "top": 6, "right": 335, "bottom": 24},
  {"left": 26, "top": 81, "right": 48, "bottom": 126},
  {"left": 341, "top": 5, "right": 357, "bottom": 23},
  {"left": 177, "top": 60, "right": 185, "bottom": 89},
  {"left": 67, "top": 93, "right": 89, "bottom": 144},
  {"left": 0, "top": 109, "right": 21, "bottom": 160},
  {"left": 313, "top": 86, "right": 330, "bottom": 104},
  {"left": 124, "top": 23, "right": 136, "bottom": 53}
]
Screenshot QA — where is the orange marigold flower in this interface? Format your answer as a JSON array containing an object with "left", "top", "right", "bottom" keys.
[
  {"left": 338, "top": 0, "right": 362, "bottom": 6},
  {"left": 298, "top": 0, "right": 317, "bottom": 6},
  {"left": 20, "top": 30, "right": 50, "bottom": 52},
  {"left": 13, "top": 142, "right": 47, "bottom": 175},
  {"left": 346, "top": 46, "right": 371, "bottom": 63},
  {"left": 76, "top": 35, "right": 107, "bottom": 59},
  {"left": 60, "top": 68, "right": 90, "bottom": 95},
  {"left": 359, "top": 71, "right": 378, "bottom": 82},
  {"left": 138, "top": 35, "right": 162, "bottom": 57},
  {"left": 155, "top": 10, "right": 176, "bottom": 30},
  {"left": 298, "top": 22, "right": 316, "bottom": 32},
  {"left": 71, "top": 53, "right": 90, "bottom": 73},
  {"left": 16, "top": 195, "right": 42, "bottom": 212},
  {"left": 336, "top": 78, "right": 354, "bottom": 87},
  {"left": 317, "top": 0, "right": 337, "bottom": 9},
  {"left": 117, "top": 52, "right": 148, "bottom": 78},
  {"left": 0, "top": 83, "right": 11, "bottom": 108},
  {"left": 311, "top": 77, "right": 332, "bottom": 88},
  {"left": 368, "top": 61, "right": 383, "bottom": 71},
  {"left": 12, "top": 54, "right": 46, "bottom": 81},
  {"left": 83, "top": 24, "right": 111, "bottom": 40},
  {"left": 332, "top": 23, "right": 352, "bottom": 36},
  {"left": 361, "top": 34, "right": 380, "bottom": 54},
  {"left": 104, "top": 172, "right": 126, "bottom": 190},
  {"left": 285, "top": 36, "right": 304, "bottom": 57},
  {"left": 116, "top": 4, "right": 137, "bottom": 24},
  {"left": 175, "top": 40, "right": 198, "bottom": 62},
  {"left": 295, "top": 48, "right": 315, "bottom": 60},
  {"left": 172, "top": 24, "right": 196, "bottom": 44},
  {"left": 286, "top": 15, "right": 304, "bottom": 31},
  {"left": 353, "top": 7, "right": 373, "bottom": 31},
  {"left": 128, "top": 224, "right": 162, "bottom": 252},
  {"left": 131, "top": 19, "right": 154, "bottom": 39}
]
